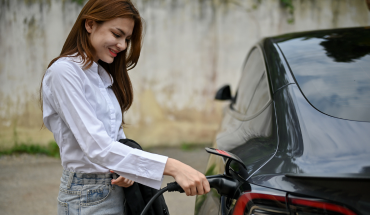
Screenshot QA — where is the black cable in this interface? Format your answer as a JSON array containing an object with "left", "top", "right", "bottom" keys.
[
  {"left": 140, "top": 186, "right": 169, "bottom": 215},
  {"left": 140, "top": 176, "right": 239, "bottom": 215}
]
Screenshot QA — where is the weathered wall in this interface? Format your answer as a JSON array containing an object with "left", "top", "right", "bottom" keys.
[{"left": 1, "top": 0, "right": 369, "bottom": 147}]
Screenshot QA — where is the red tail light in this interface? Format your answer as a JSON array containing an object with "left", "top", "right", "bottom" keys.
[
  {"left": 288, "top": 195, "right": 357, "bottom": 215},
  {"left": 233, "top": 192, "right": 288, "bottom": 215},
  {"left": 233, "top": 192, "right": 357, "bottom": 215}
]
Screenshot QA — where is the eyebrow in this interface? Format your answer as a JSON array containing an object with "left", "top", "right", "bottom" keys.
[{"left": 116, "top": 28, "right": 131, "bottom": 37}]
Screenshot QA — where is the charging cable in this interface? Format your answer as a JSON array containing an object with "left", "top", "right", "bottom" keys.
[{"left": 140, "top": 175, "right": 239, "bottom": 215}]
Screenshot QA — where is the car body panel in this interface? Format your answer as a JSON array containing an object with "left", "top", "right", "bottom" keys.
[
  {"left": 255, "top": 84, "right": 370, "bottom": 178},
  {"left": 260, "top": 39, "right": 296, "bottom": 93},
  {"left": 216, "top": 102, "right": 278, "bottom": 176}
]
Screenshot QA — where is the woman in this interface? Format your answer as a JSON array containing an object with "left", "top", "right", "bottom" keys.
[{"left": 40, "top": 0, "right": 210, "bottom": 214}]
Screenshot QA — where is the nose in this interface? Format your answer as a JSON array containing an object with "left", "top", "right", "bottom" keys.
[{"left": 117, "top": 40, "right": 127, "bottom": 51}]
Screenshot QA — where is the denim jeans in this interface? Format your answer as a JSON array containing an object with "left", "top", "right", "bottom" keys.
[{"left": 57, "top": 170, "right": 125, "bottom": 215}]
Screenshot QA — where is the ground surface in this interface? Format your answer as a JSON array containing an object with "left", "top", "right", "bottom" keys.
[{"left": 0, "top": 147, "right": 209, "bottom": 215}]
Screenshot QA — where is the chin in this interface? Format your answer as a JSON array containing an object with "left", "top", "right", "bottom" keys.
[{"left": 101, "top": 57, "right": 114, "bottom": 64}]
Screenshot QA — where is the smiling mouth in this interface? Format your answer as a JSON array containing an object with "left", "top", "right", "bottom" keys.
[{"left": 109, "top": 48, "right": 117, "bottom": 57}]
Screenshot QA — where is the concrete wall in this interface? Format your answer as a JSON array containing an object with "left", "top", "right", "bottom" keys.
[{"left": 1, "top": 0, "right": 369, "bottom": 147}]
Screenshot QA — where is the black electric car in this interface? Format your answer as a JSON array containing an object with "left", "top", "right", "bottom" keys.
[{"left": 195, "top": 27, "right": 370, "bottom": 215}]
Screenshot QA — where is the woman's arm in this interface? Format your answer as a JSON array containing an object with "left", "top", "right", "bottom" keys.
[{"left": 164, "top": 158, "right": 210, "bottom": 196}]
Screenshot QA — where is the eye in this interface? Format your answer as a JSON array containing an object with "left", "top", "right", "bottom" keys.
[
  {"left": 112, "top": 32, "right": 120, "bottom": 38},
  {"left": 126, "top": 38, "right": 130, "bottom": 43}
]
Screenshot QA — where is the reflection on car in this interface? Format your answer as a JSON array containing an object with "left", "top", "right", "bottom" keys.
[{"left": 195, "top": 27, "right": 370, "bottom": 215}]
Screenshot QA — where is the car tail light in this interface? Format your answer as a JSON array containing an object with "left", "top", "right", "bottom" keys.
[
  {"left": 288, "top": 195, "right": 357, "bottom": 215},
  {"left": 233, "top": 192, "right": 289, "bottom": 215},
  {"left": 233, "top": 192, "right": 358, "bottom": 215}
]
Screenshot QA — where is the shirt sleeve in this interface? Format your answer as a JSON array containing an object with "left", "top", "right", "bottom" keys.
[{"left": 47, "top": 61, "right": 167, "bottom": 189}]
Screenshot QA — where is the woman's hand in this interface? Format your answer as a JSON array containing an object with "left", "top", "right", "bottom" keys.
[
  {"left": 110, "top": 170, "right": 134, "bottom": 188},
  {"left": 163, "top": 158, "right": 210, "bottom": 196}
]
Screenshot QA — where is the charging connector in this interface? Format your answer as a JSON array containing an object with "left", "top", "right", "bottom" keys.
[
  {"left": 167, "top": 175, "right": 239, "bottom": 198},
  {"left": 140, "top": 148, "right": 247, "bottom": 215},
  {"left": 140, "top": 175, "right": 239, "bottom": 215}
]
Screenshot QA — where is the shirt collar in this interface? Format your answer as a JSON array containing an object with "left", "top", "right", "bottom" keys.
[{"left": 69, "top": 54, "right": 113, "bottom": 88}]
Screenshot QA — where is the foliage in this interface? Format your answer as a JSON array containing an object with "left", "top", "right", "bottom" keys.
[
  {"left": 0, "top": 141, "right": 60, "bottom": 158},
  {"left": 71, "top": 0, "right": 85, "bottom": 6},
  {"left": 251, "top": 0, "right": 295, "bottom": 24},
  {"left": 204, "top": 163, "right": 216, "bottom": 176},
  {"left": 280, "top": 0, "right": 294, "bottom": 23}
]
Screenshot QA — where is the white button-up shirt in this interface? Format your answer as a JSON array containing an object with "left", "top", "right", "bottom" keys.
[{"left": 42, "top": 56, "right": 167, "bottom": 189}]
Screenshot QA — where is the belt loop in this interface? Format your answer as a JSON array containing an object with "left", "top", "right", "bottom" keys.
[{"left": 67, "top": 171, "right": 74, "bottom": 189}]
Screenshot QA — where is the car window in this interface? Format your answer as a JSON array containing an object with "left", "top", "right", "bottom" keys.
[
  {"left": 278, "top": 29, "right": 370, "bottom": 122},
  {"left": 232, "top": 48, "right": 271, "bottom": 116},
  {"left": 217, "top": 47, "right": 276, "bottom": 175}
]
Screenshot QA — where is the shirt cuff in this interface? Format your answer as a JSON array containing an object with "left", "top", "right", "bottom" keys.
[
  {"left": 109, "top": 141, "right": 168, "bottom": 188},
  {"left": 116, "top": 172, "right": 165, "bottom": 190}
]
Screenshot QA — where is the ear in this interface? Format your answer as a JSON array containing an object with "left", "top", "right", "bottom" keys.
[{"left": 85, "top": 19, "right": 95, "bottom": 34}]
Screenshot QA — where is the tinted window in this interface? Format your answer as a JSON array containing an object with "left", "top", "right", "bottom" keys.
[
  {"left": 278, "top": 29, "right": 370, "bottom": 122},
  {"left": 217, "top": 47, "right": 275, "bottom": 174},
  {"left": 233, "top": 48, "right": 271, "bottom": 116}
]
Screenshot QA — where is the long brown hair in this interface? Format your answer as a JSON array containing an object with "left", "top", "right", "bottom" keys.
[{"left": 40, "top": 0, "right": 142, "bottom": 125}]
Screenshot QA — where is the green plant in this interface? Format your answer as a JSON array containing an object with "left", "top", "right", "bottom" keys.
[
  {"left": 71, "top": 0, "right": 85, "bottom": 6},
  {"left": 180, "top": 142, "right": 194, "bottom": 151},
  {"left": 47, "top": 141, "right": 61, "bottom": 158},
  {"left": 0, "top": 141, "right": 60, "bottom": 158},
  {"left": 280, "top": 0, "right": 294, "bottom": 23},
  {"left": 250, "top": 0, "right": 295, "bottom": 24},
  {"left": 204, "top": 164, "right": 216, "bottom": 176}
]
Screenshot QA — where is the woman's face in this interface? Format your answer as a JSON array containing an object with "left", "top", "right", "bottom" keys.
[{"left": 85, "top": 17, "right": 134, "bottom": 63}]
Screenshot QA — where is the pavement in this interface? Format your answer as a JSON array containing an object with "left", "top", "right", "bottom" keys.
[{"left": 0, "top": 147, "right": 210, "bottom": 215}]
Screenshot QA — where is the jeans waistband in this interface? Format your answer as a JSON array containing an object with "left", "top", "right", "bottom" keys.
[{"left": 62, "top": 169, "right": 117, "bottom": 188}]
